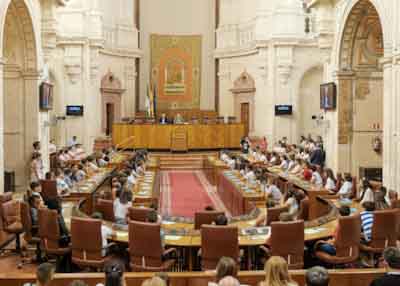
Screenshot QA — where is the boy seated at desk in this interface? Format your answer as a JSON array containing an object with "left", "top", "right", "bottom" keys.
[{"left": 55, "top": 169, "right": 70, "bottom": 196}]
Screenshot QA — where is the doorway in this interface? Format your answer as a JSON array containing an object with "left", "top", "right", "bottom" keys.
[
  {"left": 241, "top": 103, "right": 250, "bottom": 136},
  {"left": 106, "top": 103, "right": 115, "bottom": 136}
]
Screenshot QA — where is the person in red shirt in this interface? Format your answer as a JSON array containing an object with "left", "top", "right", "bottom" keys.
[{"left": 301, "top": 161, "right": 312, "bottom": 181}]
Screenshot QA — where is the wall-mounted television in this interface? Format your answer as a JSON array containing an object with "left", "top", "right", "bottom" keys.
[
  {"left": 275, "top": 105, "right": 293, "bottom": 116},
  {"left": 66, "top": 105, "right": 84, "bottom": 116},
  {"left": 39, "top": 82, "right": 53, "bottom": 111},
  {"left": 320, "top": 82, "right": 337, "bottom": 110}
]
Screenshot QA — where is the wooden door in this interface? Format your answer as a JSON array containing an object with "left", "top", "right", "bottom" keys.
[
  {"left": 106, "top": 103, "right": 115, "bottom": 136},
  {"left": 240, "top": 102, "right": 250, "bottom": 136}
]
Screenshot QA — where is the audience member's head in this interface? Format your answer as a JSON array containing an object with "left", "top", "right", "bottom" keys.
[
  {"left": 218, "top": 276, "right": 240, "bottom": 286},
  {"left": 30, "top": 181, "right": 41, "bottom": 192},
  {"left": 147, "top": 210, "right": 159, "bottom": 223},
  {"left": 154, "top": 273, "right": 169, "bottom": 286},
  {"left": 36, "top": 263, "right": 55, "bottom": 286},
  {"left": 338, "top": 205, "right": 351, "bottom": 217},
  {"left": 141, "top": 277, "right": 166, "bottom": 286},
  {"left": 215, "top": 214, "right": 228, "bottom": 226},
  {"left": 305, "top": 266, "right": 330, "bottom": 286},
  {"left": 279, "top": 212, "right": 294, "bottom": 222},
  {"left": 69, "top": 280, "right": 89, "bottom": 286},
  {"left": 216, "top": 256, "right": 238, "bottom": 282},
  {"left": 205, "top": 205, "right": 215, "bottom": 211},
  {"left": 104, "top": 260, "right": 125, "bottom": 286},
  {"left": 383, "top": 247, "right": 400, "bottom": 270},
  {"left": 264, "top": 256, "right": 293, "bottom": 286},
  {"left": 362, "top": 201, "right": 376, "bottom": 212},
  {"left": 29, "top": 195, "right": 41, "bottom": 209}
]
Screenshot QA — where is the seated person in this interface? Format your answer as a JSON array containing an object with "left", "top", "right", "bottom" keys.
[
  {"left": 370, "top": 247, "right": 400, "bottom": 286},
  {"left": 310, "top": 165, "right": 323, "bottom": 188},
  {"left": 63, "top": 169, "right": 74, "bottom": 189},
  {"left": 323, "top": 168, "right": 337, "bottom": 192},
  {"left": 208, "top": 256, "right": 238, "bottom": 286},
  {"left": 243, "top": 165, "right": 256, "bottom": 181},
  {"left": 159, "top": 113, "right": 169, "bottom": 124},
  {"left": 28, "top": 195, "right": 42, "bottom": 234},
  {"left": 26, "top": 181, "right": 45, "bottom": 205},
  {"left": 55, "top": 169, "right": 70, "bottom": 196},
  {"left": 306, "top": 266, "right": 330, "bottom": 286},
  {"left": 91, "top": 212, "right": 113, "bottom": 256},
  {"left": 218, "top": 276, "right": 241, "bottom": 286},
  {"left": 357, "top": 178, "right": 375, "bottom": 205},
  {"left": 113, "top": 190, "right": 133, "bottom": 224},
  {"left": 287, "top": 154, "right": 296, "bottom": 172},
  {"left": 240, "top": 137, "right": 250, "bottom": 154},
  {"left": 23, "top": 262, "right": 55, "bottom": 286},
  {"left": 147, "top": 210, "right": 165, "bottom": 248},
  {"left": 338, "top": 173, "right": 353, "bottom": 199},
  {"left": 173, "top": 113, "right": 185, "bottom": 124},
  {"left": 360, "top": 201, "right": 375, "bottom": 244},
  {"left": 214, "top": 214, "right": 228, "bottom": 226},
  {"left": 375, "top": 186, "right": 390, "bottom": 210},
  {"left": 290, "top": 159, "right": 303, "bottom": 175},
  {"left": 283, "top": 191, "right": 302, "bottom": 219},
  {"left": 73, "top": 164, "right": 86, "bottom": 182},
  {"left": 300, "top": 161, "right": 312, "bottom": 181},
  {"left": 316, "top": 205, "right": 351, "bottom": 255},
  {"left": 87, "top": 156, "right": 99, "bottom": 173},
  {"left": 260, "top": 256, "right": 298, "bottom": 286},
  {"left": 278, "top": 155, "right": 289, "bottom": 170},
  {"left": 265, "top": 177, "right": 282, "bottom": 205},
  {"left": 46, "top": 199, "right": 70, "bottom": 246}
]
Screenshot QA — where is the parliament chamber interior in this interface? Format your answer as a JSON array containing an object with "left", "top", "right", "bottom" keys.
[{"left": 1, "top": 0, "right": 400, "bottom": 286}]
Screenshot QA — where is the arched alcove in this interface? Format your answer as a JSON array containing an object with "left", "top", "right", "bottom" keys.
[
  {"left": 2, "top": 0, "right": 39, "bottom": 189},
  {"left": 336, "top": 0, "right": 383, "bottom": 177},
  {"left": 230, "top": 71, "right": 256, "bottom": 136},
  {"left": 100, "top": 71, "right": 125, "bottom": 135}
]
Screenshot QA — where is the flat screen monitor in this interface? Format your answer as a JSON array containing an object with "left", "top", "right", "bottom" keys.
[
  {"left": 66, "top": 105, "right": 84, "bottom": 116},
  {"left": 275, "top": 105, "right": 293, "bottom": 116},
  {"left": 320, "top": 82, "right": 337, "bottom": 110}
]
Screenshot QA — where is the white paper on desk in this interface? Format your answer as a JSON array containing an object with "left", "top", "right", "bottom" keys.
[
  {"left": 162, "top": 221, "right": 175, "bottom": 225},
  {"left": 116, "top": 231, "right": 128, "bottom": 238},
  {"left": 165, "top": 235, "right": 183, "bottom": 241},
  {"left": 249, "top": 235, "right": 268, "bottom": 240},
  {"left": 304, "top": 227, "right": 326, "bottom": 234}
]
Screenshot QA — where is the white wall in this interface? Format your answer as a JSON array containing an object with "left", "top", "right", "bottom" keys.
[{"left": 140, "top": 0, "right": 215, "bottom": 111}]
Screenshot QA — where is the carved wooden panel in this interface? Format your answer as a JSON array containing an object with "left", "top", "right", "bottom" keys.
[{"left": 338, "top": 79, "right": 353, "bottom": 144}]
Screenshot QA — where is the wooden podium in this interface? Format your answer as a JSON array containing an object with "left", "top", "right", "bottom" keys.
[{"left": 171, "top": 127, "right": 188, "bottom": 151}]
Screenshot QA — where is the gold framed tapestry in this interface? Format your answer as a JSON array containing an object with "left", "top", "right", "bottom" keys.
[{"left": 150, "top": 34, "right": 202, "bottom": 110}]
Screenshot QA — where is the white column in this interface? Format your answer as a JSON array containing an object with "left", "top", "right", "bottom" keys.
[
  {"left": 124, "top": 62, "right": 136, "bottom": 117},
  {"left": 0, "top": 58, "right": 5, "bottom": 193}
]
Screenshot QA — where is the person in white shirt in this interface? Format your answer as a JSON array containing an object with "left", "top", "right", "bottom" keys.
[
  {"left": 287, "top": 154, "right": 296, "bottom": 172},
  {"left": 265, "top": 177, "right": 282, "bottom": 204},
  {"left": 290, "top": 159, "right": 303, "bottom": 175},
  {"left": 55, "top": 169, "right": 69, "bottom": 195},
  {"left": 284, "top": 190, "right": 301, "bottom": 218},
  {"left": 67, "top": 135, "right": 78, "bottom": 147},
  {"left": 91, "top": 212, "right": 113, "bottom": 256},
  {"left": 357, "top": 178, "right": 375, "bottom": 205},
  {"left": 338, "top": 174, "right": 353, "bottom": 199},
  {"left": 323, "top": 168, "right": 337, "bottom": 192},
  {"left": 220, "top": 151, "right": 229, "bottom": 162},
  {"left": 49, "top": 140, "right": 57, "bottom": 154},
  {"left": 113, "top": 190, "right": 133, "bottom": 224},
  {"left": 310, "top": 165, "right": 323, "bottom": 187},
  {"left": 244, "top": 165, "right": 256, "bottom": 181},
  {"left": 279, "top": 155, "right": 289, "bottom": 170},
  {"left": 259, "top": 151, "right": 267, "bottom": 163},
  {"left": 269, "top": 152, "right": 278, "bottom": 165},
  {"left": 87, "top": 156, "right": 99, "bottom": 172}
]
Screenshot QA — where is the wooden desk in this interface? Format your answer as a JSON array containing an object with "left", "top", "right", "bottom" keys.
[
  {"left": 112, "top": 123, "right": 245, "bottom": 150},
  {"left": 217, "top": 171, "right": 265, "bottom": 216}
]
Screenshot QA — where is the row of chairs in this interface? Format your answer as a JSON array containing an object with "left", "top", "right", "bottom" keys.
[{"left": 95, "top": 199, "right": 225, "bottom": 230}]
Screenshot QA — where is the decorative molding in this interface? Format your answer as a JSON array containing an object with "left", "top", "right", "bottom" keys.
[
  {"left": 230, "top": 71, "right": 256, "bottom": 94},
  {"left": 99, "top": 48, "right": 142, "bottom": 59},
  {"left": 100, "top": 71, "right": 125, "bottom": 94}
]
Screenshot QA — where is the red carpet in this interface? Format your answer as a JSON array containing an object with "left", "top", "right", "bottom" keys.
[{"left": 161, "top": 171, "right": 214, "bottom": 218}]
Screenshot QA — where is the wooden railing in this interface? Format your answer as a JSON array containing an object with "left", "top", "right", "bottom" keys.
[{"left": 0, "top": 269, "right": 386, "bottom": 286}]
